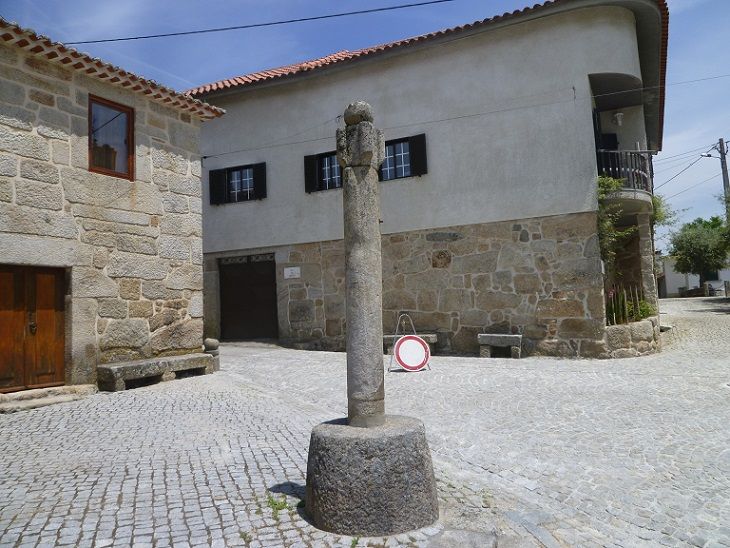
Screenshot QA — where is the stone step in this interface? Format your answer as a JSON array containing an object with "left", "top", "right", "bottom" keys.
[{"left": 0, "top": 384, "right": 97, "bottom": 414}]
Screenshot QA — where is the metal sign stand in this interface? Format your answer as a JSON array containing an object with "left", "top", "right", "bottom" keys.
[{"left": 387, "top": 313, "right": 431, "bottom": 372}]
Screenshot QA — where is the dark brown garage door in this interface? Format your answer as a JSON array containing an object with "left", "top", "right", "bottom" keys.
[
  {"left": 0, "top": 265, "right": 65, "bottom": 393},
  {"left": 219, "top": 256, "right": 279, "bottom": 341}
]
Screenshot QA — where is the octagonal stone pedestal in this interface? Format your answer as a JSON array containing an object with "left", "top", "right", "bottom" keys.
[{"left": 305, "top": 415, "right": 439, "bottom": 536}]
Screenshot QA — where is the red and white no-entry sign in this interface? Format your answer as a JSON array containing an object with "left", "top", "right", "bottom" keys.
[{"left": 393, "top": 335, "right": 430, "bottom": 372}]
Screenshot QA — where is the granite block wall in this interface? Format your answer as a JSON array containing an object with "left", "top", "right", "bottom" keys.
[
  {"left": 0, "top": 43, "right": 205, "bottom": 384},
  {"left": 206, "top": 211, "right": 610, "bottom": 357}
]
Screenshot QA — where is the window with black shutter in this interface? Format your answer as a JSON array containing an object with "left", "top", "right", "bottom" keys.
[
  {"left": 304, "top": 152, "right": 342, "bottom": 192},
  {"left": 379, "top": 133, "right": 427, "bottom": 181},
  {"left": 208, "top": 163, "right": 267, "bottom": 204}
]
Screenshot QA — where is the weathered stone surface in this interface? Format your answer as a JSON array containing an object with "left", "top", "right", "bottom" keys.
[
  {"left": 115, "top": 234, "right": 157, "bottom": 255},
  {"left": 478, "top": 333, "right": 522, "bottom": 346},
  {"left": 119, "top": 278, "right": 141, "bottom": 300},
  {"left": 431, "top": 249, "right": 451, "bottom": 268},
  {"left": 0, "top": 153, "right": 17, "bottom": 177},
  {"left": 475, "top": 291, "right": 521, "bottom": 310},
  {"left": 71, "top": 268, "right": 117, "bottom": 298},
  {"left": 129, "top": 300, "right": 154, "bottom": 318},
  {"left": 107, "top": 252, "right": 168, "bottom": 280},
  {"left": 0, "top": 125, "right": 49, "bottom": 160},
  {"left": 606, "top": 324, "right": 631, "bottom": 350},
  {"left": 99, "top": 319, "right": 149, "bottom": 350},
  {"left": 537, "top": 299, "right": 584, "bottom": 319},
  {"left": 513, "top": 273, "right": 540, "bottom": 293},
  {"left": 149, "top": 309, "right": 179, "bottom": 332},
  {"left": 454, "top": 251, "right": 499, "bottom": 274},
  {"left": 382, "top": 289, "right": 416, "bottom": 310},
  {"left": 98, "top": 299, "right": 128, "bottom": 319},
  {"left": 439, "top": 288, "right": 472, "bottom": 312},
  {"left": 60, "top": 168, "right": 163, "bottom": 215},
  {"left": 558, "top": 318, "right": 604, "bottom": 340},
  {"left": 0, "top": 104, "right": 34, "bottom": 131},
  {"left": 142, "top": 280, "right": 181, "bottom": 300},
  {"left": 97, "top": 353, "right": 212, "bottom": 391},
  {"left": 0, "top": 80, "right": 25, "bottom": 105},
  {"left": 0, "top": 177, "right": 11, "bottom": 202},
  {"left": 188, "top": 292, "right": 203, "bottom": 318},
  {"left": 160, "top": 213, "right": 201, "bottom": 237},
  {"left": 306, "top": 416, "right": 438, "bottom": 535},
  {"left": 289, "top": 300, "right": 315, "bottom": 324},
  {"left": 159, "top": 235, "right": 190, "bottom": 260},
  {"left": 167, "top": 264, "right": 203, "bottom": 290},
  {"left": 150, "top": 319, "right": 203, "bottom": 352},
  {"left": 162, "top": 192, "right": 189, "bottom": 213},
  {"left": 15, "top": 180, "right": 63, "bottom": 210},
  {"left": 72, "top": 204, "right": 150, "bottom": 226}
]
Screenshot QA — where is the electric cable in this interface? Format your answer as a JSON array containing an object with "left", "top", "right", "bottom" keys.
[
  {"left": 665, "top": 173, "right": 722, "bottom": 200},
  {"left": 65, "top": 0, "right": 456, "bottom": 45}
]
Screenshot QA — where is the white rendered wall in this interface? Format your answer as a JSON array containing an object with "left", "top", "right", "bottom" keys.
[
  {"left": 663, "top": 257, "right": 730, "bottom": 296},
  {"left": 200, "top": 6, "right": 643, "bottom": 254}
]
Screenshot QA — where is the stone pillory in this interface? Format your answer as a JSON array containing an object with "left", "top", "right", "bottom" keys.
[
  {"left": 305, "top": 103, "right": 438, "bottom": 537},
  {"left": 336, "top": 101, "right": 386, "bottom": 428}
]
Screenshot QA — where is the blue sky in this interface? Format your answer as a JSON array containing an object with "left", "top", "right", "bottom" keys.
[{"left": 1, "top": 0, "right": 727, "bottom": 250}]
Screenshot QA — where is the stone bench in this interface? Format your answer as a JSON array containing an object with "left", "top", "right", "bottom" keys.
[
  {"left": 478, "top": 334, "right": 522, "bottom": 359},
  {"left": 97, "top": 353, "right": 216, "bottom": 392},
  {"left": 383, "top": 334, "right": 438, "bottom": 355}
]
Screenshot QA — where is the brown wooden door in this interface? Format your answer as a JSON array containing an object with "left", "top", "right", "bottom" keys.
[
  {"left": 0, "top": 266, "right": 65, "bottom": 393},
  {"left": 220, "top": 259, "right": 279, "bottom": 340}
]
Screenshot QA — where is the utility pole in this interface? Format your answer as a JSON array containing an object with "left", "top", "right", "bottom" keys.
[{"left": 718, "top": 138, "right": 730, "bottom": 222}]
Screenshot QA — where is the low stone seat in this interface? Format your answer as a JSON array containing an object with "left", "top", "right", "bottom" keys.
[
  {"left": 97, "top": 353, "right": 215, "bottom": 392},
  {"left": 478, "top": 334, "right": 522, "bottom": 359},
  {"left": 383, "top": 333, "right": 438, "bottom": 355}
]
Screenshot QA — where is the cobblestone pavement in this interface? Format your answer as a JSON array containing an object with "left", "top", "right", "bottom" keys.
[{"left": 1, "top": 297, "right": 729, "bottom": 547}]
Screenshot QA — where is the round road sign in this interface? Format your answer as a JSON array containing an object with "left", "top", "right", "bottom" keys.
[{"left": 393, "top": 335, "right": 430, "bottom": 372}]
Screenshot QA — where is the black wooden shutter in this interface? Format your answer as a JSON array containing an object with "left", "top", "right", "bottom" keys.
[
  {"left": 409, "top": 133, "right": 428, "bottom": 176},
  {"left": 304, "top": 155, "right": 319, "bottom": 193},
  {"left": 252, "top": 163, "right": 267, "bottom": 200},
  {"left": 209, "top": 169, "right": 227, "bottom": 205}
]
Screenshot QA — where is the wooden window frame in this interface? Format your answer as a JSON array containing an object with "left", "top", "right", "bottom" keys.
[
  {"left": 88, "top": 94, "right": 135, "bottom": 180},
  {"left": 304, "top": 151, "right": 342, "bottom": 193},
  {"left": 379, "top": 134, "right": 427, "bottom": 182},
  {"left": 209, "top": 163, "right": 267, "bottom": 205}
]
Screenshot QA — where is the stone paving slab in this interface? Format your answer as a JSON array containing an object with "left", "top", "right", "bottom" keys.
[{"left": 1, "top": 297, "right": 729, "bottom": 547}]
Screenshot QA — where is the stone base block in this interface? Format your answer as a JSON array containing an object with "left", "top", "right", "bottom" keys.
[
  {"left": 478, "top": 333, "right": 522, "bottom": 358},
  {"left": 97, "top": 353, "right": 214, "bottom": 391},
  {"left": 306, "top": 415, "right": 439, "bottom": 536}
]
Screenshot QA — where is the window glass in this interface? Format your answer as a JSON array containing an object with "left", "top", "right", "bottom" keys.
[
  {"left": 90, "top": 99, "right": 130, "bottom": 175},
  {"left": 228, "top": 167, "right": 254, "bottom": 202},
  {"left": 381, "top": 140, "right": 410, "bottom": 181},
  {"left": 320, "top": 153, "right": 342, "bottom": 190}
]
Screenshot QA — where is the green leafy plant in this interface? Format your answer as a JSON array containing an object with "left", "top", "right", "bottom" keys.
[
  {"left": 597, "top": 176, "right": 637, "bottom": 280},
  {"left": 605, "top": 285, "right": 656, "bottom": 325},
  {"left": 266, "top": 493, "right": 290, "bottom": 521},
  {"left": 669, "top": 216, "right": 729, "bottom": 284}
]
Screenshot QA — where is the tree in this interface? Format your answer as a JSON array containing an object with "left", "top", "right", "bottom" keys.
[{"left": 668, "top": 216, "right": 730, "bottom": 284}]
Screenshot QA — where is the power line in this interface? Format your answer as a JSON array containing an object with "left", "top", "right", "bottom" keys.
[
  {"left": 65, "top": 0, "right": 456, "bottom": 45},
  {"left": 202, "top": 77, "right": 730, "bottom": 160},
  {"left": 654, "top": 143, "right": 716, "bottom": 163},
  {"left": 665, "top": 173, "right": 722, "bottom": 200},
  {"left": 654, "top": 154, "right": 711, "bottom": 190}
]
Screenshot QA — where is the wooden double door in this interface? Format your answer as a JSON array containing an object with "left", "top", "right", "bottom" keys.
[
  {"left": 0, "top": 266, "right": 66, "bottom": 393},
  {"left": 219, "top": 258, "right": 279, "bottom": 341}
]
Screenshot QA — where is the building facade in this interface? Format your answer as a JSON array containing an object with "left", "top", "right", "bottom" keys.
[
  {"left": 190, "top": 0, "right": 668, "bottom": 357},
  {"left": 0, "top": 19, "right": 223, "bottom": 393}
]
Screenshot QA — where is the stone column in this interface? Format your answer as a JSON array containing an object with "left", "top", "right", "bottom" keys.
[
  {"left": 336, "top": 102, "right": 386, "bottom": 428},
  {"left": 637, "top": 213, "right": 658, "bottom": 308},
  {"left": 306, "top": 103, "right": 438, "bottom": 536}
]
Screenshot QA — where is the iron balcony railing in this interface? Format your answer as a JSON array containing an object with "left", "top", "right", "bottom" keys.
[{"left": 597, "top": 150, "right": 654, "bottom": 193}]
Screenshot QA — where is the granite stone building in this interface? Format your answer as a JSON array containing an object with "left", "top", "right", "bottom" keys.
[
  {"left": 0, "top": 19, "right": 223, "bottom": 393},
  {"left": 190, "top": 0, "right": 668, "bottom": 357}
]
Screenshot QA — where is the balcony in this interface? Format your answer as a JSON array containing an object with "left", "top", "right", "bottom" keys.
[
  {"left": 597, "top": 150, "right": 653, "bottom": 193},
  {"left": 597, "top": 150, "right": 654, "bottom": 215}
]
